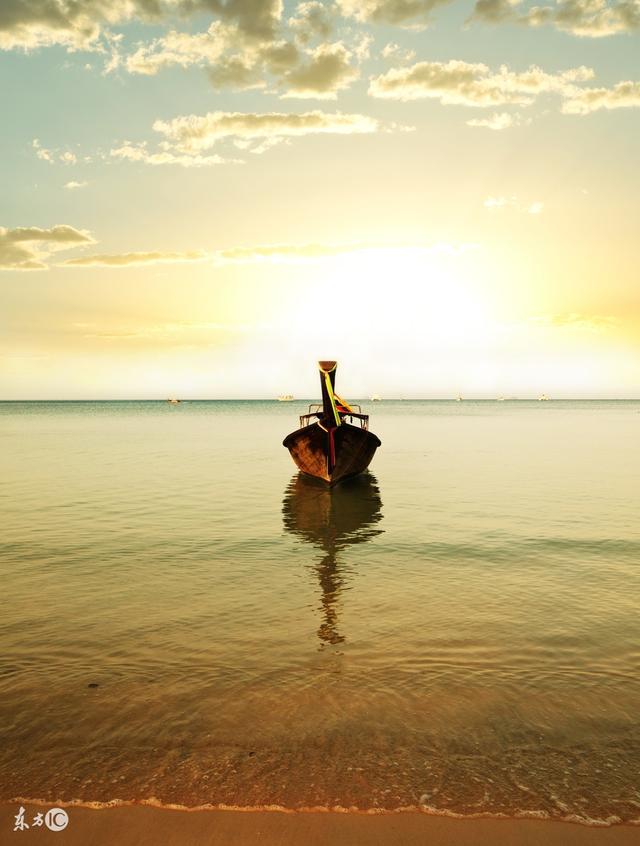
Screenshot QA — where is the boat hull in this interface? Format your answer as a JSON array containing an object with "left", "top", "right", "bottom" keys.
[{"left": 283, "top": 422, "right": 381, "bottom": 484}]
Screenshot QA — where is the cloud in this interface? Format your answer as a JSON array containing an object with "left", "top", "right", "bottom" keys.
[
  {"left": 77, "top": 110, "right": 385, "bottom": 169},
  {"left": 0, "top": 224, "right": 94, "bottom": 271},
  {"left": 471, "top": 0, "right": 640, "bottom": 37},
  {"left": 338, "top": 0, "right": 451, "bottom": 27},
  {"left": 216, "top": 243, "right": 366, "bottom": 263},
  {"left": 65, "top": 181, "right": 88, "bottom": 189},
  {"left": 125, "top": 22, "right": 230, "bottom": 75},
  {"left": 55, "top": 240, "right": 472, "bottom": 271},
  {"left": 5, "top": 234, "right": 473, "bottom": 276},
  {"left": 483, "top": 196, "right": 544, "bottom": 213},
  {"left": 33, "top": 138, "right": 85, "bottom": 165},
  {"left": 62, "top": 250, "right": 209, "bottom": 267},
  {"left": 206, "top": 54, "right": 266, "bottom": 89},
  {"left": 74, "top": 319, "right": 250, "bottom": 346},
  {"left": 120, "top": 11, "right": 360, "bottom": 99},
  {"left": 110, "top": 141, "right": 235, "bottom": 167},
  {"left": 288, "top": 1, "right": 334, "bottom": 44},
  {"left": 369, "top": 59, "right": 593, "bottom": 106},
  {"left": 214, "top": 241, "right": 472, "bottom": 263},
  {"left": 561, "top": 80, "right": 640, "bottom": 114},
  {"left": 151, "top": 110, "right": 380, "bottom": 153},
  {"left": 381, "top": 41, "right": 416, "bottom": 62},
  {"left": 0, "top": 0, "right": 119, "bottom": 51},
  {"left": 192, "top": 0, "right": 283, "bottom": 41},
  {"left": 484, "top": 195, "right": 517, "bottom": 209},
  {"left": 32, "top": 138, "right": 54, "bottom": 162},
  {"left": 281, "top": 41, "right": 358, "bottom": 99},
  {"left": 0, "top": 0, "right": 283, "bottom": 52},
  {"left": 466, "top": 111, "right": 519, "bottom": 129},
  {"left": 530, "top": 313, "right": 620, "bottom": 332},
  {"left": 204, "top": 34, "right": 361, "bottom": 99},
  {"left": 9, "top": 1, "right": 355, "bottom": 99}
]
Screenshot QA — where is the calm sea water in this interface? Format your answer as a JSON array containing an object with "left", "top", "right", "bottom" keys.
[{"left": 1, "top": 400, "right": 639, "bottom": 824}]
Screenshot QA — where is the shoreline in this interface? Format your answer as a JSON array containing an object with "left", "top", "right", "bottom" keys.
[
  {"left": 3, "top": 802, "right": 638, "bottom": 846},
  {"left": 6, "top": 795, "right": 640, "bottom": 824}
]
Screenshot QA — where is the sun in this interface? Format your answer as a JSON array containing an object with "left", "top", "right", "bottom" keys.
[{"left": 277, "top": 244, "right": 498, "bottom": 352}]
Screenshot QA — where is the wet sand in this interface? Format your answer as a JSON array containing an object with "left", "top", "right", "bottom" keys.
[{"left": 2, "top": 804, "right": 637, "bottom": 845}]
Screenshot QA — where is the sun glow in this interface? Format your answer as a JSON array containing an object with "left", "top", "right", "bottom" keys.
[{"left": 273, "top": 244, "right": 500, "bottom": 352}]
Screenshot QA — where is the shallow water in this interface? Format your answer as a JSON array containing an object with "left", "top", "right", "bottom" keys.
[{"left": 1, "top": 400, "right": 639, "bottom": 823}]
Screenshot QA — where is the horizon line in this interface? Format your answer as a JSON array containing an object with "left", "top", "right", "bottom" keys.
[{"left": 1, "top": 397, "right": 639, "bottom": 403}]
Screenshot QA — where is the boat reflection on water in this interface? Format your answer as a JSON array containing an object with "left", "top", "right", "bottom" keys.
[{"left": 282, "top": 472, "right": 383, "bottom": 646}]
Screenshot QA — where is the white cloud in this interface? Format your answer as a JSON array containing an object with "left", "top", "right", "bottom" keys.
[
  {"left": 529, "top": 313, "right": 620, "bottom": 332},
  {"left": 484, "top": 195, "right": 517, "bottom": 209},
  {"left": 152, "top": 109, "right": 380, "bottom": 153},
  {"left": 381, "top": 42, "right": 416, "bottom": 62},
  {"left": 125, "top": 22, "right": 231, "bottom": 75},
  {"left": 288, "top": 1, "right": 334, "bottom": 43},
  {"left": 0, "top": 0, "right": 284, "bottom": 52},
  {"left": 0, "top": 224, "right": 94, "bottom": 271},
  {"left": 214, "top": 241, "right": 473, "bottom": 263},
  {"left": 32, "top": 138, "right": 53, "bottom": 162},
  {"left": 561, "top": 80, "right": 640, "bottom": 114},
  {"left": 466, "top": 111, "right": 519, "bottom": 129},
  {"left": 471, "top": 0, "right": 640, "bottom": 37},
  {"left": 62, "top": 250, "right": 209, "bottom": 267},
  {"left": 51, "top": 109, "right": 385, "bottom": 171},
  {"left": 32, "top": 138, "right": 83, "bottom": 165},
  {"left": 338, "top": 0, "right": 451, "bottom": 27},
  {"left": 369, "top": 59, "right": 593, "bottom": 106},
  {"left": 281, "top": 41, "right": 359, "bottom": 99},
  {"left": 110, "top": 142, "right": 235, "bottom": 167},
  {"left": 483, "top": 196, "right": 544, "bottom": 213}
]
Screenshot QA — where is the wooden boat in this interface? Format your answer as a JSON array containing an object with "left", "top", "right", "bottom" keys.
[{"left": 283, "top": 361, "right": 381, "bottom": 485}]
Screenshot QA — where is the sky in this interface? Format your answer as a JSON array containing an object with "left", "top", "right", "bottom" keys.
[{"left": 1, "top": 0, "right": 639, "bottom": 399}]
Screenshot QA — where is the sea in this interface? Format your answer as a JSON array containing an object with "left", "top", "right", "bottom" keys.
[{"left": 1, "top": 400, "right": 639, "bottom": 825}]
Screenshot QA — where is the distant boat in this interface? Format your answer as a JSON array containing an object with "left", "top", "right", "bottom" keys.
[
  {"left": 370, "top": 394, "right": 382, "bottom": 402},
  {"left": 538, "top": 394, "right": 550, "bottom": 402},
  {"left": 283, "top": 361, "right": 381, "bottom": 485},
  {"left": 167, "top": 398, "right": 181, "bottom": 404},
  {"left": 497, "top": 396, "right": 505, "bottom": 402},
  {"left": 456, "top": 395, "right": 463, "bottom": 402},
  {"left": 277, "top": 394, "right": 295, "bottom": 402}
]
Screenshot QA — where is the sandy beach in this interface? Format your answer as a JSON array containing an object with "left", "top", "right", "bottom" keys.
[{"left": 2, "top": 804, "right": 638, "bottom": 846}]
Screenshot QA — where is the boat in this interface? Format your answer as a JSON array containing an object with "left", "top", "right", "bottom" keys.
[
  {"left": 167, "top": 398, "right": 181, "bottom": 404},
  {"left": 456, "top": 395, "right": 463, "bottom": 402},
  {"left": 277, "top": 394, "right": 295, "bottom": 402},
  {"left": 538, "top": 394, "right": 550, "bottom": 401},
  {"left": 370, "top": 394, "right": 382, "bottom": 402},
  {"left": 283, "top": 361, "right": 381, "bottom": 485}
]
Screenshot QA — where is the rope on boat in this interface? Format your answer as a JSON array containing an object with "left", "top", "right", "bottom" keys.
[
  {"left": 323, "top": 371, "right": 342, "bottom": 428},
  {"left": 333, "top": 392, "right": 354, "bottom": 413}
]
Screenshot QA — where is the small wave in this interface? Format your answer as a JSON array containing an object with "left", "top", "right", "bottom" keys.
[{"left": 8, "top": 796, "right": 639, "bottom": 828}]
